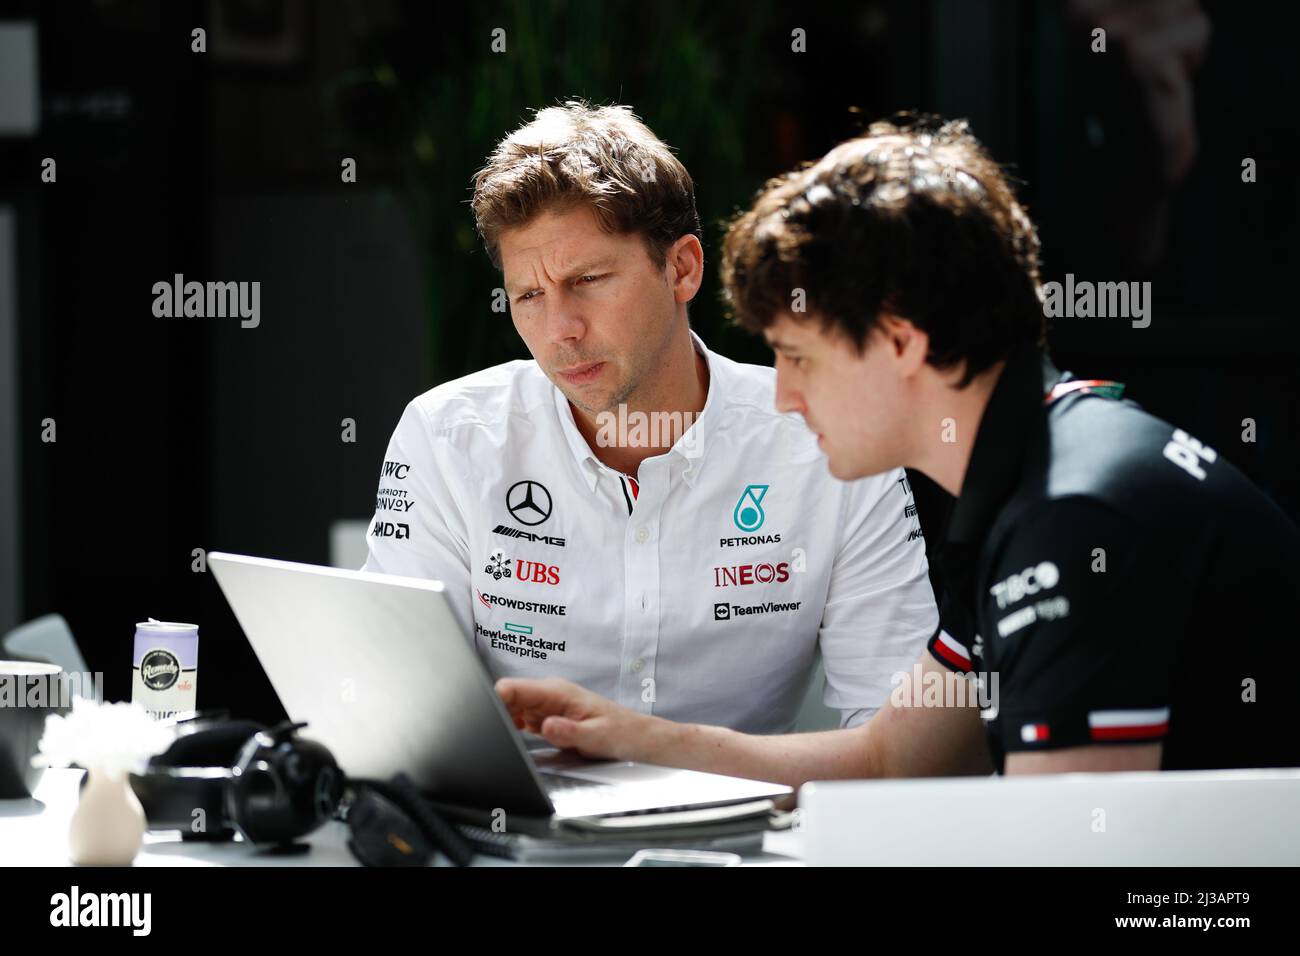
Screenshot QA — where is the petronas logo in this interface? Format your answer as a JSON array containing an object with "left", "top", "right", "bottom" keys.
[{"left": 733, "top": 484, "right": 769, "bottom": 532}]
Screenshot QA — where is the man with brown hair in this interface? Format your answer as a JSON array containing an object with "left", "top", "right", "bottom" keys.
[
  {"left": 497, "top": 115, "right": 1298, "bottom": 782},
  {"left": 362, "top": 102, "right": 940, "bottom": 740}
]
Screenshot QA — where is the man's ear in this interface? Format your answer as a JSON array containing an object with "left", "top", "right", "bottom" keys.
[
  {"left": 666, "top": 234, "right": 704, "bottom": 304},
  {"left": 876, "top": 312, "right": 929, "bottom": 375}
]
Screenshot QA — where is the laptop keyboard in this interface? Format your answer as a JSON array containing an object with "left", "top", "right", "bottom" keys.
[{"left": 540, "top": 772, "right": 613, "bottom": 794}]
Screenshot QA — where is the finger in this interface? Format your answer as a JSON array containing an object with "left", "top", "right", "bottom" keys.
[
  {"left": 496, "top": 677, "right": 563, "bottom": 713},
  {"left": 539, "top": 715, "right": 586, "bottom": 751},
  {"left": 497, "top": 677, "right": 589, "bottom": 719}
]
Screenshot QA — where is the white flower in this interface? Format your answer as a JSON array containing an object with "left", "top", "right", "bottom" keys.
[{"left": 33, "top": 697, "right": 175, "bottom": 777}]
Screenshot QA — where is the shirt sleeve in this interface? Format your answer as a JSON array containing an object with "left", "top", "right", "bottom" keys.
[
  {"left": 360, "top": 400, "right": 475, "bottom": 642},
  {"left": 926, "top": 587, "right": 978, "bottom": 674},
  {"left": 977, "top": 496, "right": 1178, "bottom": 754},
  {"left": 818, "top": 468, "right": 940, "bottom": 727}
]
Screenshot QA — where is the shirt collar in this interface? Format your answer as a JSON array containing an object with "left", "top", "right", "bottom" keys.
[
  {"left": 945, "top": 341, "right": 1068, "bottom": 549},
  {"left": 550, "top": 328, "right": 720, "bottom": 493}
]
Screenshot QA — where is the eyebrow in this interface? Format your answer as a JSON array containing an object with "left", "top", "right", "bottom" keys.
[{"left": 506, "top": 257, "right": 617, "bottom": 295}]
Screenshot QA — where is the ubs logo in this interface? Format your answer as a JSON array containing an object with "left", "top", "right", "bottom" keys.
[
  {"left": 140, "top": 649, "right": 180, "bottom": 691},
  {"left": 507, "top": 480, "right": 553, "bottom": 526},
  {"left": 485, "top": 549, "right": 512, "bottom": 580}
]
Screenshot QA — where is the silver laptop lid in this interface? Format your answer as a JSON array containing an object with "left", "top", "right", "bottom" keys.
[{"left": 207, "top": 551, "right": 554, "bottom": 817}]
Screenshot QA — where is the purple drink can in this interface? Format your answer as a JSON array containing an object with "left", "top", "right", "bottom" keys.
[{"left": 132, "top": 619, "right": 199, "bottom": 719}]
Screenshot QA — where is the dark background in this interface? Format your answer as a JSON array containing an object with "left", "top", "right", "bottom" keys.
[{"left": 0, "top": 0, "right": 1295, "bottom": 726}]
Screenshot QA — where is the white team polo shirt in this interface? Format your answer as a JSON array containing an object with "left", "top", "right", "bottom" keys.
[{"left": 362, "top": 331, "right": 938, "bottom": 734}]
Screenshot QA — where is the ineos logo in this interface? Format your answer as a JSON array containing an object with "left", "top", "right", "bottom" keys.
[{"left": 507, "top": 480, "right": 552, "bottom": 526}]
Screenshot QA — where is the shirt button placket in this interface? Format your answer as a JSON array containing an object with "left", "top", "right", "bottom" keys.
[{"left": 622, "top": 466, "right": 661, "bottom": 714}]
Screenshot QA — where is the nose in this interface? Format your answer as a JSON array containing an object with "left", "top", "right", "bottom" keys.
[
  {"left": 543, "top": 290, "right": 586, "bottom": 345},
  {"left": 773, "top": 359, "right": 806, "bottom": 416}
]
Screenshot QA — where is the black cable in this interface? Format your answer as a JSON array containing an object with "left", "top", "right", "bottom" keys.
[{"left": 349, "top": 775, "right": 476, "bottom": 867}]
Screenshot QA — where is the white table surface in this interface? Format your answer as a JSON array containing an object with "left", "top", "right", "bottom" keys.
[{"left": 0, "top": 769, "right": 805, "bottom": 867}]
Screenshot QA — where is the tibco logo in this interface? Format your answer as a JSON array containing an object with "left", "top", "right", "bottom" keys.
[
  {"left": 713, "top": 562, "right": 790, "bottom": 588},
  {"left": 989, "top": 561, "right": 1060, "bottom": 609}
]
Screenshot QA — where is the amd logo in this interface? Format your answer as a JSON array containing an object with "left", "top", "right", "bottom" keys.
[{"left": 371, "top": 520, "right": 410, "bottom": 539}]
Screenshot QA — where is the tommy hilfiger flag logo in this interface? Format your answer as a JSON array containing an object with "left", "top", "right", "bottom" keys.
[
  {"left": 931, "top": 630, "right": 972, "bottom": 672},
  {"left": 1020, "top": 723, "right": 1051, "bottom": 743},
  {"left": 1088, "top": 707, "right": 1170, "bottom": 742}
]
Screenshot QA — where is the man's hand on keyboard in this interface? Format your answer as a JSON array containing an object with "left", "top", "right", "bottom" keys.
[{"left": 495, "top": 677, "right": 663, "bottom": 763}]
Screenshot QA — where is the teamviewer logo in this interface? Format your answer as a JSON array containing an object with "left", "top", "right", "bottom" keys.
[{"left": 714, "top": 602, "right": 731, "bottom": 621}]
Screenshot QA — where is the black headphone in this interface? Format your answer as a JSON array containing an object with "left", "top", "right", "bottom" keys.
[{"left": 124, "top": 714, "right": 473, "bottom": 866}]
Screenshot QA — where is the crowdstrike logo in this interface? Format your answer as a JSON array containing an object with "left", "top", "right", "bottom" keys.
[{"left": 475, "top": 589, "right": 567, "bottom": 616}]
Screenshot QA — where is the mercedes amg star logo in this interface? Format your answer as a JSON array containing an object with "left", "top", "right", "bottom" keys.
[{"left": 506, "top": 480, "right": 553, "bottom": 526}]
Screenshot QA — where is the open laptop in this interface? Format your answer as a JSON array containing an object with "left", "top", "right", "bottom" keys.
[{"left": 207, "top": 552, "right": 791, "bottom": 821}]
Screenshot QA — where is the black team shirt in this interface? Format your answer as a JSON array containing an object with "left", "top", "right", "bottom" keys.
[{"left": 927, "top": 341, "right": 1300, "bottom": 771}]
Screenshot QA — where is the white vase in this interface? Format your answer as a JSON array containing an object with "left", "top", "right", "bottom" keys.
[{"left": 68, "top": 766, "right": 146, "bottom": 865}]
